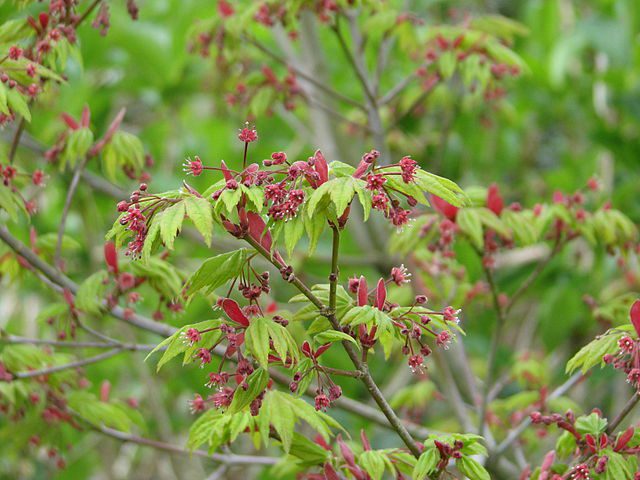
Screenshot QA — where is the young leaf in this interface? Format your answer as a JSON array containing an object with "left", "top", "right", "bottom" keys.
[
  {"left": 186, "top": 249, "right": 248, "bottom": 297},
  {"left": 184, "top": 195, "right": 213, "bottom": 246},
  {"left": 159, "top": 201, "right": 186, "bottom": 250},
  {"left": 456, "top": 456, "right": 490, "bottom": 480}
]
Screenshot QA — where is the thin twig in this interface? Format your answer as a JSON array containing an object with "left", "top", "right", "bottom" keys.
[
  {"left": 74, "top": 0, "right": 103, "bottom": 27},
  {"left": 73, "top": 411, "right": 278, "bottom": 465},
  {"left": 0, "top": 333, "right": 156, "bottom": 351},
  {"left": 0, "top": 225, "right": 174, "bottom": 337},
  {"left": 243, "top": 35, "right": 366, "bottom": 112},
  {"left": 492, "top": 372, "right": 584, "bottom": 456},
  {"left": 8, "top": 117, "right": 26, "bottom": 164},
  {"left": 9, "top": 348, "right": 123, "bottom": 380},
  {"left": 55, "top": 155, "right": 90, "bottom": 268},
  {"left": 478, "top": 265, "right": 506, "bottom": 438},
  {"left": 379, "top": 72, "right": 418, "bottom": 105}
]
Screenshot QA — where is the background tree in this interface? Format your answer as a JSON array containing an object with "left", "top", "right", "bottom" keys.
[{"left": 1, "top": 1, "right": 640, "bottom": 479}]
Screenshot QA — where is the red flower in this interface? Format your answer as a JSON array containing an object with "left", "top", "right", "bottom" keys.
[
  {"left": 238, "top": 125, "right": 258, "bottom": 143},
  {"left": 183, "top": 156, "right": 203, "bottom": 176}
]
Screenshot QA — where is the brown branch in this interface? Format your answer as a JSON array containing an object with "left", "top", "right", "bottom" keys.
[
  {"left": 55, "top": 155, "right": 90, "bottom": 268},
  {"left": 478, "top": 265, "right": 506, "bottom": 438},
  {"left": 0, "top": 225, "right": 174, "bottom": 337},
  {"left": 243, "top": 35, "right": 367, "bottom": 112},
  {"left": 8, "top": 117, "right": 26, "bottom": 164},
  {"left": 72, "top": 411, "right": 278, "bottom": 465},
  {"left": 8, "top": 348, "right": 123, "bottom": 380},
  {"left": 492, "top": 372, "right": 584, "bottom": 456},
  {"left": 606, "top": 391, "right": 640, "bottom": 435}
]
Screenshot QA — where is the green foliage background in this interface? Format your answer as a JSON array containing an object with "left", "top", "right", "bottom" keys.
[{"left": 1, "top": 0, "right": 639, "bottom": 478}]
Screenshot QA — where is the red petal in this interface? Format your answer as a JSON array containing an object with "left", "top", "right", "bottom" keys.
[
  {"left": 221, "top": 298, "right": 249, "bottom": 327},
  {"left": 103, "top": 108, "right": 126, "bottom": 143},
  {"left": 357, "top": 276, "right": 368, "bottom": 306},
  {"left": 247, "top": 212, "right": 272, "bottom": 251},
  {"left": 220, "top": 160, "right": 233, "bottom": 181},
  {"left": 104, "top": 241, "right": 119, "bottom": 274},
  {"left": 314, "top": 150, "right": 328, "bottom": 185},
  {"left": 615, "top": 426, "right": 634, "bottom": 451},
  {"left": 487, "top": 183, "right": 504, "bottom": 215},
  {"left": 631, "top": 300, "right": 640, "bottom": 337},
  {"left": 360, "top": 430, "right": 371, "bottom": 451},
  {"left": 352, "top": 160, "right": 368, "bottom": 179},
  {"left": 337, "top": 436, "right": 356, "bottom": 467},
  {"left": 430, "top": 194, "right": 459, "bottom": 221},
  {"left": 314, "top": 343, "right": 331, "bottom": 358},
  {"left": 323, "top": 463, "right": 340, "bottom": 480},
  {"left": 301, "top": 341, "right": 313, "bottom": 358},
  {"left": 375, "top": 278, "right": 386, "bottom": 310},
  {"left": 62, "top": 288, "right": 75, "bottom": 308},
  {"left": 99, "top": 380, "right": 111, "bottom": 402},
  {"left": 80, "top": 105, "right": 91, "bottom": 128},
  {"left": 60, "top": 112, "right": 79, "bottom": 130}
]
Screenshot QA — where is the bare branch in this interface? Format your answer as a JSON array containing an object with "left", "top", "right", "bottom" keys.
[{"left": 8, "top": 348, "right": 123, "bottom": 380}]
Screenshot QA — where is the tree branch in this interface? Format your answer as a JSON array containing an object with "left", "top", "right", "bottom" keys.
[
  {"left": 55, "top": 155, "right": 90, "bottom": 268},
  {"left": 606, "top": 391, "right": 640, "bottom": 435},
  {"left": 244, "top": 230, "right": 424, "bottom": 459},
  {"left": 8, "top": 348, "right": 123, "bottom": 380},
  {"left": 243, "top": 35, "right": 367, "bottom": 112},
  {"left": 73, "top": 411, "right": 278, "bottom": 465},
  {"left": 492, "top": 372, "right": 584, "bottom": 456}
]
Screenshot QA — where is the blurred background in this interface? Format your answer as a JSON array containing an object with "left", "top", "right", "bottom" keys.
[{"left": 1, "top": 0, "right": 639, "bottom": 478}]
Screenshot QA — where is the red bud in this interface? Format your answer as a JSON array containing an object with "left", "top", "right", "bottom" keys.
[
  {"left": 357, "top": 276, "right": 368, "bottom": 307},
  {"left": 375, "top": 278, "right": 386, "bottom": 310},
  {"left": 487, "top": 183, "right": 504, "bottom": 215}
]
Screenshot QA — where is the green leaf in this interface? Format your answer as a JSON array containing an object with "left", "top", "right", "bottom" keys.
[
  {"left": 359, "top": 451, "right": 386, "bottom": 480},
  {"left": 313, "top": 330, "right": 359, "bottom": 348},
  {"left": 184, "top": 196, "right": 213, "bottom": 246},
  {"left": 75, "top": 271, "right": 108, "bottom": 315},
  {"left": 145, "top": 319, "right": 221, "bottom": 371},
  {"left": 575, "top": 412, "right": 607, "bottom": 436},
  {"left": 159, "top": 201, "right": 186, "bottom": 250},
  {"left": 456, "top": 456, "right": 490, "bottom": 480},
  {"left": 227, "top": 368, "right": 269, "bottom": 414},
  {"left": 245, "top": 318, "right": 271, "bottom": 368},
  {"left": 566, "top": 328, "right": 629, "bottom": 374},
  {"left": 7, "top": 88, "right": 30, "bottom": 122},
  {"left": 413, "top": 446, "right": 439, "bottom": 480},
  {"left": 457, "top": 208, "right": 484, "bottom": 249},
  {"left": 284, "top": 214, "right": 305, "bottom": 257},
  {"left": 304, "top": 207, "right": 326, "bottom": 255},
  {"left": 186, "top": 249, "right": 248, "bottom": 297}
]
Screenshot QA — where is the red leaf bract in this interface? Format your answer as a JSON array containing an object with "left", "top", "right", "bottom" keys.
[
  {"left": 375, "top": 278, "right": 386, "bottom": 310},
  {"left": 247, "top": 212, "right": 272, "bottom": 251},
  {"left": 221, "top": 298, "right": 249, "bottom": 327},
  {"left": 104, "top": 241, "right": 119, "bottom": 274},
  {"left": 430, "top": 194, "right": 459, "bottom": 221},
  {"left": 357, "top": 276, "right": 368, "bottom": 307}
]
